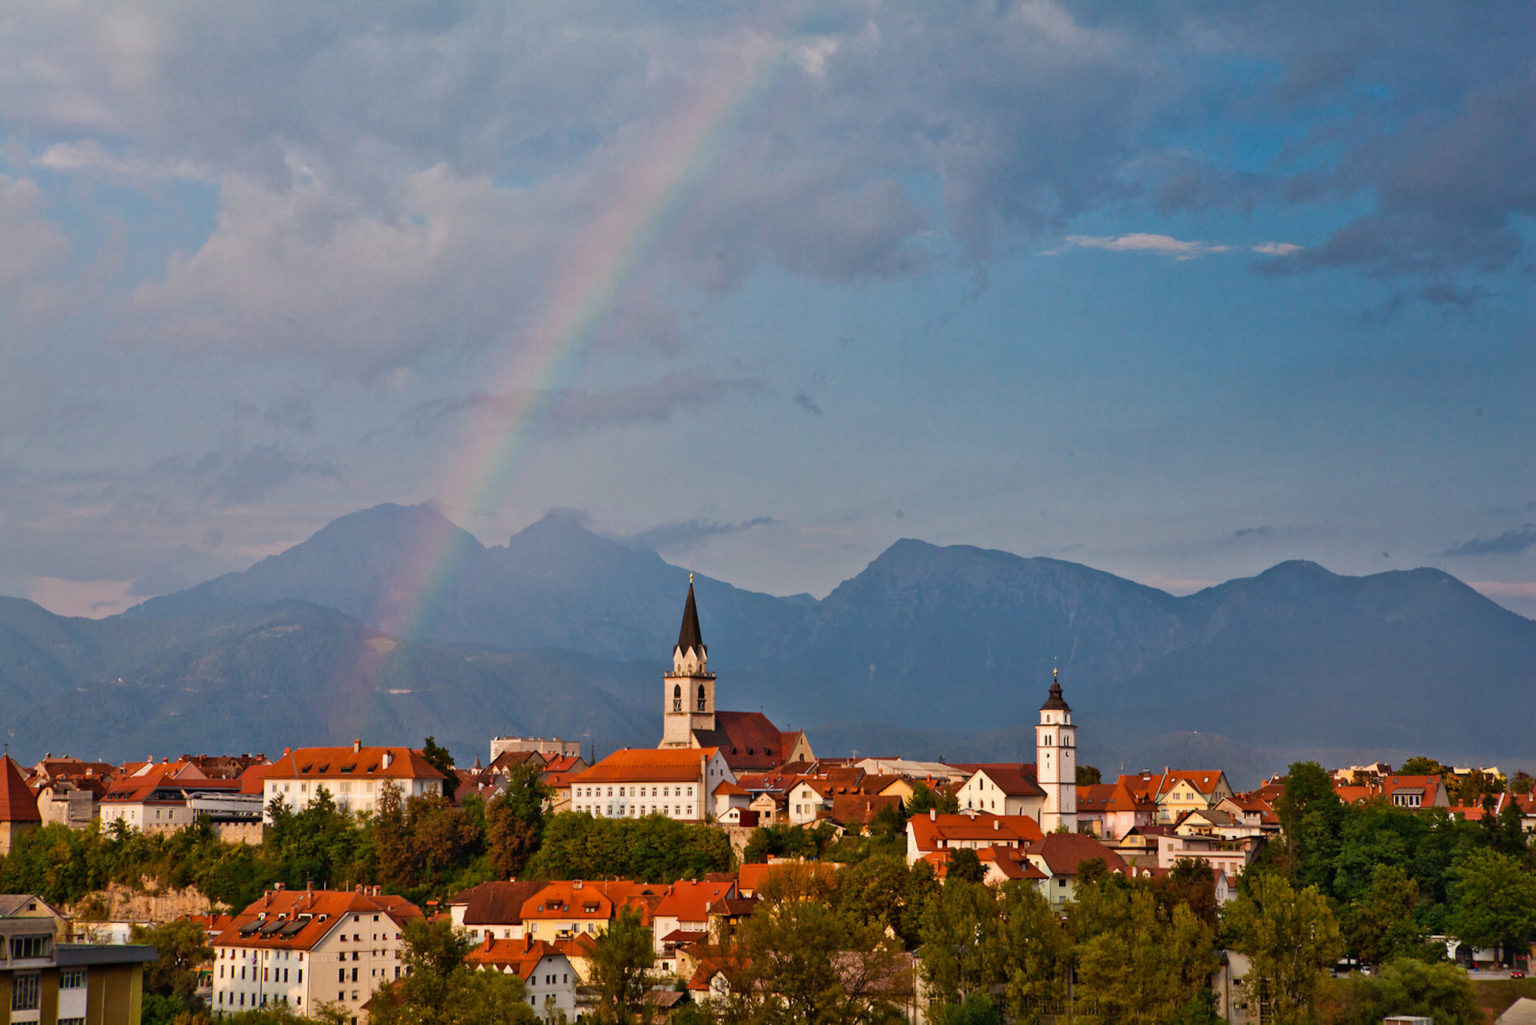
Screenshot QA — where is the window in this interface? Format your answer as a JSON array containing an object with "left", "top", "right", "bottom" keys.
[
  {"left": 673, "top": 683, "right": 682, "bottom": 711},
  {"left": 11, "top": 972, "right": 40, "bottom": 1010},
  {"left": 697, "top": 683, "right": 707, "bottom": 711},
  {"left": 11, "top": 934, "right": 51, "bottom": 960}
]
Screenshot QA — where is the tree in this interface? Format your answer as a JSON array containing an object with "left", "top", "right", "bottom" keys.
[
  {"left": 1070, "top": 877, "right": 1216, "bottom": 1025},
  {"left": 1324, "top": 958, "right": 1481, "bottom": 1025},
  {"left": 486, "top": 761, "right": 550, "bottom": 877},
  {"left": 367, "top": 916, "right": 536, "bottom": 1025},
  {"left": 1076, "top": 765, "right": 1102, "bottom": 787},
  {"left": 1446, "top": 848, "right": 1536, "bottom": 963},
  {"left": 131, "top": 919, "right": 213, "bottom": 1005},
  {"left": 1275, "top": 761, "right": 1344, "bottom": 891},
  {"left": 918, "top": 879, "right": 1006, "bottom": 1007},
  {"left": 1223, "top": 871, "right": 1342, "bottom": 1024},
  {"left": 908, "top": 783, "right": 959, "bottom": 816},
  {"left": 1340, "top": 863, "right": 1426, "bottom": 966},
  {"left": 1397, "top": 756, "right": 1447, "bottom": 778},
  {"left": 587, "top": 905, "right": 654, "bottom": 1025},
  {"left": 422, "top": 736, "right": 459, "bottom": 801},
  {"left": 997, "top": 882, "right": 1070, "bottom": 1022},
  {"left": 946, "top": 848, "right": 986, "bottom": 885}
]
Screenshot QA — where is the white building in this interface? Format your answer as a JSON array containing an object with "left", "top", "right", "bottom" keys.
[
  {"left": 209, "top": 885, "right": 420, "bottom": 1021},
  {"left": 260, "top": 741, "right": 448, "bottom": 821},
  {"left": 568, "top": 748, "right": 734, "bottom": 822}
]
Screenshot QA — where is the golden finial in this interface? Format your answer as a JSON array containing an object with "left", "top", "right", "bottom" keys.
[{"left": 689, "top": 571, "right": 694, "bottom": 584}]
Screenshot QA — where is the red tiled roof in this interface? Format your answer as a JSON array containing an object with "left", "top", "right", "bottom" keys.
[
  {"left": 908, "top": 811, "right": 1044, "bottom": 854},
  {"left": 520, "top": 880, "right": 658, "bottom": 923},
  {"left": 570, "top": 748, "right": 717, "bottom": 784},
  {"left": 1028, "top": 833, "right": 1128, "bottom": 877},
  {"left": 965, "top": 766, "right": 1045, "bottom": 798},
  {"left": 264, "top": 745, "right": 448, "bottom": 782},
  {"left": 466, "top": 936, "right": 572, "bottom": 979},
  {"left": 449, "top": 880, "right": 547, "bottom": 926},
  {"left": 654, "top": 880, "right": 737, "bottom": 923},
  {"left": 691, "top": 711, "right": 795, "bottom": 771},
  {"left": 0, "top": 756, "right": 42, "bottom": 823},
  {"left": 211, "top": 887, "right": 421, "bottom": 952},
  {"left": 830, "top": 793, "right": 902, "bottom": 827}
]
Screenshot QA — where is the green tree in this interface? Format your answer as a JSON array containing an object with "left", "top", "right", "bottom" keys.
[
  {"left": 486, "top": 762, "right": 550, "bottom": 877},
  {"left": 832, "top": 855, "right": 936, "bottom": 948},
  {"left": 1397, "top": 756, "right": 1447, "bottom": 778},
  {"left": 1223, "top": 871, "right": 1342, "bottom": 1024},
  {"left": 1324, "top": 958, "right": 1481, "bottom": 1025},
  {"left": 367, "top": 916, "right": 536, "bottom": 1025},
  {"left": 587, "top": 905, "right": 654, "bottom": 1025},
  {"left": 132, "top": 919, "right": 213, "bottom": 1005},
  {"left": 932, "top": 992, "right": 1004, "bottom": 1025},
  {"left": 908, "top": 783, "right": 959, "bottom": 816},
  {"left": 946, "top": 848, "right": 986, "bottom": 885},
  {"left": 1275, "top": 761, "right": 1344, "bottom": 892},
  {"left": 422, "top": 736, "right": 459, "bottom": 801},
  {"left": 1340, "top": 863, "right": 1425, "bottom": 966},
  {"left": 1446, "top": 848, "right": 1536, "bottom": 963},
  {"left": 1076, "top": 765, "right": 1102, "bottom": 787},
  {"left": 997, "top": 881, "right": 1070, "bottom": 1022},
  {"left": 1070, "top": 877, "right": 1216, "bottom": 1025},
  {"left": 918, "top": 879, "right": 1005, "bottom": 1007}
]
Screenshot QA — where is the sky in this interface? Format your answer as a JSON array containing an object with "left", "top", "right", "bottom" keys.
[{"left": 0, "top": 1, "right": 1533, "bottom": 620}]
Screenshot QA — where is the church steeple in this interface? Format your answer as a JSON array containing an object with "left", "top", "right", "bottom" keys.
[
  {"left": 1036, "top": 666, "right": 1077, "bottom": 832},
  {"left": 661, "top": 576, "right": 717, "bottom": 747}
]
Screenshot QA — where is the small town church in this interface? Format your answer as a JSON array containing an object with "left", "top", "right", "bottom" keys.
[{"left": 658, "top": 579, "right": 814, "bottom": 772}]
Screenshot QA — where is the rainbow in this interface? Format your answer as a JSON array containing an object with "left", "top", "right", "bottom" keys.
[{"left": 368, "top": 9, "right": 807, "bottom": 649}]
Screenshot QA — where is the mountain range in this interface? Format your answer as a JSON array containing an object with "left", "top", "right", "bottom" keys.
[{"left": 2, "top": 503, "right": 1531, "bottom": 783}]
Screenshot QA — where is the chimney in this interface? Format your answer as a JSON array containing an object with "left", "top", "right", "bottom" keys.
[
  {"left": 382, "top": 751, "right": 394, "bottom": 770},
  {"left": 993, "top": 820, "right": 1000, "bottom": 831},
  {"left": 929, "top": 809, "right": 936, "bottom": 821},
  {"left": 275, "top": 881, "right": 285, "bottom": 890},
  {"left": 353, "top": 739, "right": 362, "bottom": 753}
]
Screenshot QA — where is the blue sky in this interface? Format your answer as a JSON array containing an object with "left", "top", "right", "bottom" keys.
[{"left": 0, "top": 1, "right": 1532, "bottom": 617}]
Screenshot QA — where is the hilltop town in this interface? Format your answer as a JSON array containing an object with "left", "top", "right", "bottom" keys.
[{"left": 2, "top": 583, "right": 1534, "bottom": 1025}]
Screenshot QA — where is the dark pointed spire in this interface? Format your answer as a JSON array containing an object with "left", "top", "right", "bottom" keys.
[
  {"left": 676, "top": 574, "right": 706, "bottom": 655},
  {"left": 1040, "top": 665, "right": 1071, "bottom": 712}
]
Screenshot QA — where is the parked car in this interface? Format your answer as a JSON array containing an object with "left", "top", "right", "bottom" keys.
[{"left": 1512, "top": 969, "right": 1526, "bottom": 979}]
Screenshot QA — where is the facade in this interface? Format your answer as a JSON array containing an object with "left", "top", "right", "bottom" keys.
[
  {"left": 260, "top": 742, "right": 448, "bottom": 821},
  {"left": 1035, "top": 670, "right": 1077, "bottom": 833},
  {"left": 1, "top": 898, "right": 155, "bottom": 1025},
  {"left": 518, "top": 881, "right": 657, "bottom": 943},
  {"left": 955, "top": 765, "right": 1046, "bottom": 818},
  {"left": 466, "top": 937, "right": 581, "bottom": 1020},
  {"left": 209, "top": 886, "right": 420, "bottom": 1022},
  {"left": 905, "top": 809, "right": 1044, "bottom": 865},
  {"left": 445, "top": 880, "right": 547, "bottom": 944},
  {"left": 569, "top": 748, "right": 734, "bottom": 822},
  {"left": 98, "top": 762, "right": 260, "bottom": 837}
]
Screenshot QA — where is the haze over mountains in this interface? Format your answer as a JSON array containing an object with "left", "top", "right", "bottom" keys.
[{"left": 3, "top": 503, "right": 1532, "bottom": 783}]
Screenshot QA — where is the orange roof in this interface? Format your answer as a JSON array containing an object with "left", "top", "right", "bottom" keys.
[
  {"left": 653, "top": 880, "right": 738, "bottom": 923},
  {"left": 0, "top": 756, "right": 42, "bottom": 823},
  {"left": 977, "top": 845, "right": 1048, "bottom": 881},
  {"left": 964, "top": 765, "right": 1045, "bottom": 798},
  {"left": 736, "top": 860, "right": 840, "bottom": 895},
  {"left": 466, "top": 936, "right": 572, "bottom": 979},
  {"left": 211, "top": 887, "right": 421, "bottom": 951},
  {"left": 1028, "top": 833, "right": 1128, "bottom": 877},
  {"left": 264, "top": 744, "right": 448, "bottom": 782},
  {"left": 570, "top": 748, "right": 718, "bottom": 784},
  {"left": 908, "top": 811, "right": 1044, "bottom": 854},
  {"left": 237, "top": 761, "right": 277, "bottom": 795},
  {"left": 713, "top": 780, "right": 749, "bottom": 797},
  {"left": 520, "top": 880, "right": 658, "bottom": 923}
]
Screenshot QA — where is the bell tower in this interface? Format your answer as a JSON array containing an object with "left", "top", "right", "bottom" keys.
[
  {"left": 661, "top": 576, "right": 716, "bottom": 747},
  {"left": 1036, "top": 667, "right": 1077, "bottom": 832}
]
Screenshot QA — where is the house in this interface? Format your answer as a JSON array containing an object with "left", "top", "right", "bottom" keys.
[
  {"left": 906, "top": 809, "right": 1044, "bottom": 866},
  {"left": 519, "top": 880, "right": 659, "bottom": 943},
  {"left": 0, "top": 895, "right": 158, "bottom": 1025},
  {"left": 260, "top": 741, "right": 449, "bottom": 821},
  {"left": 1155, "top": 833, "right": 1260, "bottom": 878},
  {"left": 445, "top": 880, "right": 547, "bottom": 943},
  {"left": 650, "top": 880, "right": 740, "bottom": 972},
  {"left": 99, "top": 761, "right": 263, "bottom": 841},
  {"left": 1, "top": 756, "right": 42, "bottom": 856},
  {"left": 954, "top": 765, "right": 1046, "bottom": 819},
  {"left": 1377, "top": 774, "right": 1450, "bottom": 810},
  {"left": 736, "top": 861, "right": 840, "bottom": 899},
  {"left": 657, "top": 580, "right": 814, "bottom": 772},
  {"left": 208, "top": 884, "right": 421, "bottom": 1021},
  {"left": 569, "top": 747, "right": 734, "bottom": 822},
  {"left": 829, "top": 793, "right": 904, "bottom": 833},
  {"left": 1023, "top": 833, "right": 1129, "bottom": 905},
  {"left": 466, "top": 936, "right": 581, "bottom": 1020}
]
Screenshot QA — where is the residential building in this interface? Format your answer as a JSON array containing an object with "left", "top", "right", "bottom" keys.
[
  {"left": 260, "top": 741, "right": 448, "bottom": 821},
  {"left": 445, "top": 881, "right": 546, "bottom": 944},
  {"left": 1023, "top": 832, "right": 1129, "bottom": 906},
  {"left": 466, "top": 936, "right": 580, "bottom": 1020},
  {"left": 657, "top": 580, "right": 814, "bottom": 771},
  {"left": 99, "top": 761, "right": 262, "bottom": 840},
  {"left": 906, "top": 809, "right": 1044, "bottom": 866},
  {"left": 209, "top": 885, "right": 420, "bottom": 1022},
  {"left": 569, "top": 748, "right": 734, "bottom": 822},
  {"left": 955, "top": 765, "right": 1046, "bottom": 819},
  {"left": 1, "top": 896, "right": 156, "bottom": 1025},
  {"left": 518, "top": 881, "right": 659, "bottom": 943}
]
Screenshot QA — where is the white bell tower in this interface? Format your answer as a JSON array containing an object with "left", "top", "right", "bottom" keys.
[
  {"left": 661, "top": 576, "right": 716, "bottom": 748},
  {"left": 1036, "top": 667, "right": 1077, "bottom": 832}
]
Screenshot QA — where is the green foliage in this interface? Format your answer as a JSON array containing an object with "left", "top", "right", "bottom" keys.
[
  {"left": 1446, "top": 847, "right": 1536, "bottom": 961},
  {"left": 1075, "top": 764, "right": 1102, "bottom": 787},
  {"left": 486, "top": 761, "right": 550, "bottom": 877},
  {"left": 1339, "top": 863, "right": 1426, "bottom": 965},
  {"left": 368, "top": 916, "right": 537, "bottom": 1025},
  {"left": 831, "top": 855, "right": 937, "bottom": 948},
  {"left": 919, "top": 879, "right": 1006, "bottom": 1006},
  {"left": 586, "top": 905, "right": 654, "bottom": 1025},
  {"left": 132, "top": 918, "right": 213, "bottom": 1003},
  {"left": 743, "top": 822, "right": 839, "bottom": 864},
  {"left": 373, "top": 783, "right": 487, "bottom": 903},
  {"left": 1276, "top": 761, "right": 1345, "bottom": 890},
  {"left": 421, "top": 735, "right": 459, "bottom": 801},
  {"left": 946, "top": 848, "right": 986, "bottom": 884},
  {"left": 1323, "top": 958, "right": 1481, "bottom": 1025},
  {"left": 932, "top": 992, "right": 1004, "bottom": 1025},
  {"left": 527, "top": 812, "right": 731, "bottom": 881},
  {"left": 997, "top": 882, "right": 1070, "bottom": 1021},
  {"left": 1224, "top": 870, "right": 1343, "bottom": 1024},
  {"left": 1397, "top": 756, "right": 1448, "bottom": 777},
  {"left": 908, "top": 782, "right": 959, "bottom": 815}
]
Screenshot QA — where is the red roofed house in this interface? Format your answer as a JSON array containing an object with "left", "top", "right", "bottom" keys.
[
  {"left": 955, "top": 765, "right": 1046, "bottom": 819},
  {"left": 1, "top": 755, "right": 42, "bottom": 855},
  {"left": 209, "top": 885, "right": 421, "bottom": 1021},
  {"left": 467, "top": 936, "right": 580, "bottom": 1019},
  {"left": 650, "top": 879, "right": 740, "bottom": 971},
  {"left": 99, "top": 760, "right": 262, "bottom": 841},
  {"left": 446, "top": 880, "right": 547, "bottom": 943},
  {"left": 260, "top": 740, "right": 449, "bottom": 822},
  {"left": 1024, "top": 833, "right": 1129, "bottom": 905},
  {"left": 519, "top": 880, "right": 660, "bottom": 944},
  {"left": 906, "top": 809, "right": 1045, "bottom": 866},
  {"left": 657, "top": 581, "right": 813, "bottom": 772},
  {"left": 1378, "top": 774, "right": 1449, "bottom": 810},
  {"left": 569, "top": 747, "right": 734, "bottom": 822}
]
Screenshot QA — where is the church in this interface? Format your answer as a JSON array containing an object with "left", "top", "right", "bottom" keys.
[{"left": 658, "top": 579, "right": 814, "bottom": 772}]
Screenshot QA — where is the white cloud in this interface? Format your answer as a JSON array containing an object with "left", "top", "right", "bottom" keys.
[{"left": 1059, "top": 233, "right": 1304, "bottom": 260}]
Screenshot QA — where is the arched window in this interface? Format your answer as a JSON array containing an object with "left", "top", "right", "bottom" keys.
[
  {"left": 672, "top": 683, "right": 682, "bottom": 712},
  {"left": 697, "top": 683, "right": 707, "bottom": 711}
]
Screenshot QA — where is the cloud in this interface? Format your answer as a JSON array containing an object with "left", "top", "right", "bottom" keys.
[
  {"left": 1232, "top": 525, "right": 1275, "bottom": 539},
  {"left": 1058, "top": 233, "right": 1302, "bottom": 261},
  {"left": 793, "top": 393, "right": 822, "bottom": 416},
  {"left": 622, "top": 517, "right": 776, "bottom": 553},
  {"left": 1440, "top": 525, "right": 1536, "bottom": 558},
  {"left": 414, "top": 374, "right": 765, "bottom": 437}
]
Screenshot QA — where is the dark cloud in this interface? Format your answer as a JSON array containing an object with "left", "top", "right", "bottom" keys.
[
  {"left": 622, "top": 517, "right": 775, "bottom": 554},
  {"left": 1232, "top": 525, "right": 1275, "bottom": 539},
  {"left": 182, "top": 444, "right": 341, "bottom": 505},
  {"left": 1440, "top": 525, "right": 1536, "bottom": 558},
  {"left": 793, "top": 393, "right": 822, "bottom": 416},
  {"left": 414, "top": 375, "right": 765, "bottom": 437}
]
